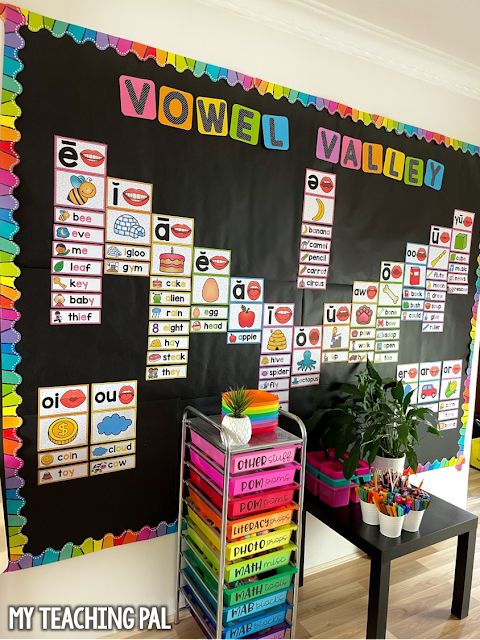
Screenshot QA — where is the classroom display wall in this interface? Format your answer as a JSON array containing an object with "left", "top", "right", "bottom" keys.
[{"left": 1, "top": 3, "right": 479, "bottom": 571}]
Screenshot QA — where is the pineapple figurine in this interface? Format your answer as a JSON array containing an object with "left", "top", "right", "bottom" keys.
[{"left": 221, "top": 387, "right": 253, "bottom": 445}]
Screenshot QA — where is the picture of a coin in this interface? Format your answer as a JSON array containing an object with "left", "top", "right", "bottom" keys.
[
  {"left": 40, "top": 453, "right": 54, "bottom": 466},
  {"left": 48, "top": 417, "right": 78, "bottom": 446}
]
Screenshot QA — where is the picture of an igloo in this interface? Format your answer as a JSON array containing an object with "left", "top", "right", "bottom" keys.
[{"left": 113, "top": 214, "right": 146, "bottom": 239}]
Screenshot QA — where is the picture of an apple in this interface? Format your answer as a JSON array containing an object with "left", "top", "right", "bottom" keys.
[
  {"left": 229, "top": 334, "right": 237, "bottom": 343},
  {"left": 239, "top": 306, "right": 255, "bottom": 328}
]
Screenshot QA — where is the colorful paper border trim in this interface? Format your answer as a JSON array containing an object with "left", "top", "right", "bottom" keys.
[{"left": 0, "top": 3, "right": 475, "bottom": 570}]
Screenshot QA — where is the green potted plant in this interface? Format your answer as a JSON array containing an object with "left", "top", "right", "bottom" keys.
[
  {"left": 310, "top": 360, "right": 440, "bottom": 478},
  {"left": 221, "top": 387, "right": 253, "bottom": 445}
]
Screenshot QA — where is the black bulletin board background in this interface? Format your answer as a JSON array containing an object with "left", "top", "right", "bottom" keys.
[{"left": 9, "top": 26, "right": 480, "bottom": 556}]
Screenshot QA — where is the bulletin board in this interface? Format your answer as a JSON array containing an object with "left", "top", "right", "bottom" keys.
[{"left": 1, "top": 4, "right": 479, "bottom": 570}]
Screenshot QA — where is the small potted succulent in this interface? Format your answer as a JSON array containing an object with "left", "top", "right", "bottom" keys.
[
  {"left": 221, "top": 387, "right": 253, "bottom": 445},
  {"left": 308, "top": 360, "right": 440, "bottom": 478}
]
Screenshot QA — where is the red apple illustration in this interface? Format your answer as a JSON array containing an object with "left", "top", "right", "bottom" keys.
[
  {"left": 239, "top": 306, "right": 255, "bottom": 328},
  {"left": 229, "top": 334, "right": 237, "bottom": 343}
]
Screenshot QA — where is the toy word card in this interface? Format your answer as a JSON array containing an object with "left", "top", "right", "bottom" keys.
[
  {"left": 105, "top": 177, "right": 152, "bottom": 277},
  {"left": 423, "top": 225, "right": 451, "bottom": 331},
  {"left": 52, "top": 136, "right": 107, "bottom": 325},
  {"left": 259, "top": 304, "right": 295, "bottom": 409},
  {"left": 290, "top": 326, "right": 322, "bottom": 387},
  {"left": 146, "top": 214, "right": 195, "bottom": 381},
  {"left": 402, "top": 243, "right": 427, "bottom": 320},
  {"left": 349, "top": 281, "right": 378, "bottom": 362},
  {"left": 227, "top": 278, "right": 264, "bottom": 344},
  {"left": 448, "top": 210, "right": 475, "bottom": 294},
  {"left": 37, "top": 384, "right": 90, "bottom": 485},
  {"left": 191, "top": 247, "right": 231, "bottom": 333},
  {"left": 322, "top": 303, "right": 351, "bottom": 363},
  {"left": 375, "top": 261, "right": 403, "bottom": 362},
  {"left": 297, "top": 169, "right": 335, "bottom": 290}
]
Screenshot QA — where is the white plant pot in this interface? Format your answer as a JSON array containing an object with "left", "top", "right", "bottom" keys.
[
  {"left": 221, "top": 414, "right": 252, "bottom": 445},
  {"left": 372, "top": 454, "right": 406, "bottom": 474},
  {"left": 378, "top": 511, "right": 405, "bottom": 538},
  {"left": 402, "top": 509, "right": 425, "bottom": 532},
  {"left": 360, "top": 500, "right": 379, "bottom": 526}
]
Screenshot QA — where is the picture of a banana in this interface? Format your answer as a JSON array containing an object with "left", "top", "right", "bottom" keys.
[{"left": 312, "top": 197, "right": 325, "bottom": 221}]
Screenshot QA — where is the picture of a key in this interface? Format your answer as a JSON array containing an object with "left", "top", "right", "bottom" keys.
[
  {"left": 52, "top": 277, "right": 67, "bottom": 289},
  {"left": 383, "top": 284, "right": 399, "bottom": 305}
]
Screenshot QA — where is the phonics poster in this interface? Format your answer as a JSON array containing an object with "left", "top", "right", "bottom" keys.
[{"left": 1, "top": 4, "right": 479, "bottom": 569}]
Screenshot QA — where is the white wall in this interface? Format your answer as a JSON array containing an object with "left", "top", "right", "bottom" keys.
[{"left": 1, "top": 1, "right": 479, "bottom": 636}]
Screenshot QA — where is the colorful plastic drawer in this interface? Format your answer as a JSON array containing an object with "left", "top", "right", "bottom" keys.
[
  {"left": 190, "top": 431, "right": 298, "bottom": 474},
  {"left": 252, "top": 623, "right": 289, "bottom": 639},
  {"left": 187, "top": 504, "right": 296, "bottom": 562},
  {"left": 189, "top": 467, "right": 223, "bottom": 509},
  {"left": 183, "top": 560, "right": 290, "bottom": 625},
  {"left": 183, "top": 582, "right": 290, "bottom": 639},
  {"left": 183, "top": 545, "right": 218, "bottom": 594},
  {"left": 225, "top": 544, "right": 296, "bottom": 583},
  {"left": 190, "top": 449, "right": 298, "bottom": 496},
  {"left": 186, "top": 505, "right": 220, "bottom": 549},
  {"left": 223, "top": 604, "right": 291, "bottom": 639},
  {"left": 229, "top": 466, "right": 298, "bottom": 497},
  {"left": 184, "top": 539, "right": 297, "bottom": 608},
  {"left": 225, "top": 525, "right": 296, "bottom": 562},
  {"left": 190, "top": 449, "right": 224, "bottom": 487},
  {"left": 184, "top": 519, "right": 220, "bottom": 572},
  {"left": 187, "top": 484, "right": 222, "bottom": 529},
  {"left": 224, "top": 590, "right": 290, "bottom": 624},
  {"left": 225, "top": 565, "right": 297, "bottom": 606},
  {"left": 227, "top": 505, "right": 297, "bottom": 540},
  {"left": 228, "top": 485, "right": 298, "bottom": 519},
  {"left": 317, "top": 478, "right": 354, "bottom": 508}
]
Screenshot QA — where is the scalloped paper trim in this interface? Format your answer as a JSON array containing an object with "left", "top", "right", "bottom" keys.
[{"left": 0, "top": 2, "right": 476, "bottom": 570}]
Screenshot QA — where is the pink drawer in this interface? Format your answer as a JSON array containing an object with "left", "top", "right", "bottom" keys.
[
  {"left": 229, "top": 465, "right": 298, "bottom": 497},
  {"left": 190, "top": 431, "right": 298, "bottom": 474},
  {"left": 190, "top": 449, "right": 298, "bottom": 496}
]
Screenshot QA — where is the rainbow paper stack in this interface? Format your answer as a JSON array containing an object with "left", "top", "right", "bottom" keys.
[{"left": 222, "top": 390, "right": 279, "bottom": 435}]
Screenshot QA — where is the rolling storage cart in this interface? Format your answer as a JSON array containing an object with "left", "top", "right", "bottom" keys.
[{"left": 174, "top": 406, "right": 306, "bottom": 639}]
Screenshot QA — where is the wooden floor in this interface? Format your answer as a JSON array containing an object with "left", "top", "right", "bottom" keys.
[{"left": 140, "top": 469, "right": 480, "bottom": 639}]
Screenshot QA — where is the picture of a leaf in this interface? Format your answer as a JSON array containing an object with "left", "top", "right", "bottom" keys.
[{"left": 54, "top": 261, "right": 64, "bottom": 272}]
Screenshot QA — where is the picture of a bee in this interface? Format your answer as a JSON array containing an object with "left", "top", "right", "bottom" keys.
[{"left": 67, "top": 175, "right": 97, "bottom": 205}]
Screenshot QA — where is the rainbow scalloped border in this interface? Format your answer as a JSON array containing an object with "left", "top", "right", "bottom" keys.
[{"left": 0, "top": 2, "right": 475, "bottom": 570}]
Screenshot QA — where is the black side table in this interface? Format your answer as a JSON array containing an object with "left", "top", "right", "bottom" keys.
[{"left": 302, "top": 492, "right": 478, "bottom": 639}]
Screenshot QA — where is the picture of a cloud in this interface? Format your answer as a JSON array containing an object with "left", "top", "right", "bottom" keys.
[
  {"left": 92, "top": 446, "right": 108, "bottom": 456},
  {"left": 97, "top": 413, "right": 132, "bottom": 436}
]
